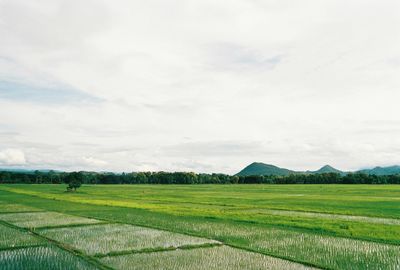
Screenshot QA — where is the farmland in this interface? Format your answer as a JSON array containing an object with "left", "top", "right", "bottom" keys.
[{"left": 0, "top": 184, "right": 399, "bottom": 269}]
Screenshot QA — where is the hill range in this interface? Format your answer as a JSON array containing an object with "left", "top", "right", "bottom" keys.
[{"left": 236, "top": 162, "right": 400, "bottom": 176}]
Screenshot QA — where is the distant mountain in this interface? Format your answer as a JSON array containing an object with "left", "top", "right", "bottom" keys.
[
  {"left": 237, "top": 163, "right": 400, "bottom": 176},
  {"left": 357, "top": 166, "right": 400, "bottom": 176},
  {"left": 312, "top": 165, "right": 343, "bottom": 174},
  {"left": 236, "top": 162, "right": 294, "bottom": 176}
]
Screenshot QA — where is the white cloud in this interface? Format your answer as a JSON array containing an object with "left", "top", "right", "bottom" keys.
[
  {"left": 0, "top": 149, "right": 26, "bottom": 165},
  {"left": 0, "top": 0, "right": 399, "bottom": 173},
  {"left": 81, "top": 157, "right": 108, "bottom": 168}
]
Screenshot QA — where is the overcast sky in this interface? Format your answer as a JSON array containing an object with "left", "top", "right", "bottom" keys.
[{"left": 0, "top": 0, "right": 400, "bottom": 174}]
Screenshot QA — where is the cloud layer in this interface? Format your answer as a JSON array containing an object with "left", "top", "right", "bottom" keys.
[
  {"left": 1, "top": 0, "right": 400, "bottom": 173},
  {"left": 0, "top": 149, "right": 26, "bottom": 165}
]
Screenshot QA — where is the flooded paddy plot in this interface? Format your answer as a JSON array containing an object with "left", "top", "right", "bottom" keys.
[
  {"left": 246, "top": 227, "right": 400, "bottom": 270},
  {"left": 0, "top": 246, "right": 98, "bottom": 270},
  {"left": 0, "top": 212, "right": 102, "bottom": 229},
  {"left": 246, "top": 208, "right": 400, "bottom": 226},
  {"left": 39, "top": 223, "right": 220, "bottom": 256},
  {"left": 100, "top": 245, "right": 317, "bottom": 270},
  {"left": 171, "top": 220, "right": 400, "bottom": 270},
  {"left": 0, "top": 223, "right": 43, "bottom": 249}
]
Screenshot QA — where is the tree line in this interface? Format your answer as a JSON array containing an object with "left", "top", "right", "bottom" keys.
[{"left": 1, "top": 170, "right": 400, "bottom": 185}]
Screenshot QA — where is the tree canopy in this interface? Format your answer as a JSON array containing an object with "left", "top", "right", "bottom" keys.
[{"left": 1, "top": 170, "right": 399, "bottom": 185}]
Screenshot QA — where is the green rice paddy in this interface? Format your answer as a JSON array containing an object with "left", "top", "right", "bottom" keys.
[
  {"left": 0, "top": 211, "right": 103, "bottom": 229},
  {"left": 39, "top": 223, "right": 219, "bottom": 256},
  {"left": 0, "top": 246, "right": 98, "bottom": 270},
  {"left": 0, "top": 223, "right": 43, "bottom": 249},
  {"left": 100, "top": 245, "right": 317, "bottom": 270},
  {"left": 0, "top": 184, "right": 399, "bottom": 269}
]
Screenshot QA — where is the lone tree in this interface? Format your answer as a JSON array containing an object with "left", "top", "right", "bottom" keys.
[{"left": 65, "top": 172, "right": 83, "bottom": 192}]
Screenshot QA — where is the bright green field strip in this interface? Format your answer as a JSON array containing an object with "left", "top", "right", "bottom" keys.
[
  {"left": 0, "top": 212, "right": 103, "bottom": 229},
  {"left": 101, "top": 245, "right": 317, "bottom": 270},
  {"left": 39, "top": 223, "right": 219, "bottom": 256},
  {"left": 2, "top": 184, "right": 399, "bottom": 218},
  {"left": 0, "top": 223, "right": 44, "bottom": 249},
  {"left": 0, "top": 246, "right": 99, "bottom": 270}
]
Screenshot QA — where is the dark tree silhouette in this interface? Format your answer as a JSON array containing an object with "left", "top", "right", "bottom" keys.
[{"left": 65, "top": 172, "right": 83, "bottom": 191}]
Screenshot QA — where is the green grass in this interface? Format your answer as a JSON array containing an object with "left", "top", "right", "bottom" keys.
[
  {"left": 100, "top": 245, "right": 317, "bottom": 270},
  {"left": 0, "top": 184, "right": 399, "bottom": 270}
]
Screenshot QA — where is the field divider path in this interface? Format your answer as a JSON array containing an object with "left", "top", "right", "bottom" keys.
[
  {"left": 0, "top": 218, "right": 114, "bottom": 270},
  {"left": 0, "top": 241, "right": 45, "bottom": 252},
  {"left": 94, "top": 242, "right": 223, "bottom": 258},
  {"left": 0, "top": 210, "right": 47, "bottom": 214},
  {"left": 34, "top": 221, "right": 111, "bottom": 231}
]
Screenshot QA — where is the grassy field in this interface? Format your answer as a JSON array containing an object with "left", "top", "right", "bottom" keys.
[{"left": 0, "top": 184, "right": 399, "bottom": 269}]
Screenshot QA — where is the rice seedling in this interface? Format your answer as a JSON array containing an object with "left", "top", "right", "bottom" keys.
[
  {"left": 39, "top": 223, "right": 219, "bottom": 255},
  {"left": 248, "top": 230, "right": 400, "bottom": 270},
  {"left": 0, "top": 211, "right": 102, "bottom": 229},
  {"left": 177, "top": 221, "right": 400, "bottom": 270},
  {"left": 0, "top": 223, "right": 43, "bottom": 249},
  {"left": 0, "top": 245, "right": 99, "bottom": 270},
  {"left": 245, "top": 209, "right": 400, "bottom": 226},
  {"left": 100, "top": 245, "right": 317, "bottom": 270}
]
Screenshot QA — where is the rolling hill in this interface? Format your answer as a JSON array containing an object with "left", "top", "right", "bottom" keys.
[
  {"left": 236, "top": 162, "right": 294, "bottom": 176},
  {"left": 357, "top": 165, "right": 400, "bottom": 176},
  {"left": 311, "top": 165, "right": 344, "bottom": 174},
  {"left": 237, "top": 163, "right": 400, "bottom": 176}
]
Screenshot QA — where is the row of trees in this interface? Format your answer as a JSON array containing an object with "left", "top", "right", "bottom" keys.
[{"left": 1, "top": 170, "right": 400, "bottom": 185}]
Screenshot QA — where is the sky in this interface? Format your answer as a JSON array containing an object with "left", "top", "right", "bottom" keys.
[{"left": 0, "top": 0, "right": 400, "bottom": 174}]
